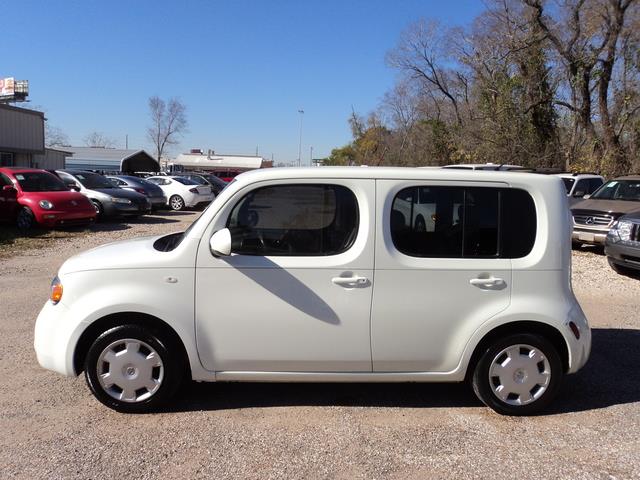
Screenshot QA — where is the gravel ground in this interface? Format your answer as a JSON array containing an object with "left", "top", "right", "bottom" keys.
[{"left": 1, "top": 212, "right": 639, "bottom": 479}]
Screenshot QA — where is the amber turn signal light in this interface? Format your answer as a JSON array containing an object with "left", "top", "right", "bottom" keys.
[{"left": 50, "top": 277, "right": 63, "bottom": 304}]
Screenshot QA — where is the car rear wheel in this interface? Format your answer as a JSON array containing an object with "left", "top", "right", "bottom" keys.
[
  {"left": 84, "top": 325, "right": 184, "bottom": 413},
  {"left": 16, "top": 206, "right": 36, "bottom": 230},
  {"left": 169, "top": 195, "right": 185, "bottom": 211},
  {"left": 471, "top": 334, "right": 563, "bottom": 415}
]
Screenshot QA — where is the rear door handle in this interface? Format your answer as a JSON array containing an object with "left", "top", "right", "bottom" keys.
[
  {"left": 332, "top": 276, "right": 369, "bottom": 287},
  {"left": 469, "top": 276, "right": 504, "bottom": 287}
]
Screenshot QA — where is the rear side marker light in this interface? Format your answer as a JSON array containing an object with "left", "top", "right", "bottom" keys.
[{"left": 569, "top": 321, "right": 580, "bottom": 340}]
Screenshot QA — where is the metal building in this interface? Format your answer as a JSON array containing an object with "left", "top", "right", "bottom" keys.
[
  {"left": 61, "top": 147, "right": 160, "bottom": 173},
  {"left": 0, "top": 104, "right": 45, "bottom": 167}
]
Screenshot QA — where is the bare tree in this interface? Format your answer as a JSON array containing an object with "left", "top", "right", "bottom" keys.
[
  {"left": 146, "top": 96, "right": 188, "bottom": 162},
  {"left": 45, "top": 124, "right": 70, "bottom": 147},
  {"left": 83, "top": 131, "right": 115, "bottom": 148}
]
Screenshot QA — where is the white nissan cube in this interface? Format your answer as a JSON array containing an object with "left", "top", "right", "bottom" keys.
[{"left": 35, "top": 167, "right": 591, "bottom": 415}]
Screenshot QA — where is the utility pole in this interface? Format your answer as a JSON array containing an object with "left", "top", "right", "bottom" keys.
[
  {"left": 125, "top": 134, "right": 128, "bottom": 149},
  {"left": 297, "top": 109, "right": 304, "bottom": 167},
  {"left": 310, "top": 146, "right": 313, "bottom": 166}
]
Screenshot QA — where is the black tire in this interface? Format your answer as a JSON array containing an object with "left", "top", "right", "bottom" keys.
[
  {"left": 84, "top": 325, "right": 185, "bottom": 413},
  {"left": 571, "top": 241, "right": 582, "bottom": 250},
  {"left": 16, "top": 206, "right": 36, "bottom": 230},
  {"left": 471, "top": 333, "right": 563, "bottom": 416},
  {"left": 169, "top": 195, "right": 185, "bottom": 211},
  {"left": 91, "top": 200, "right": 104, "bottom": 220}
]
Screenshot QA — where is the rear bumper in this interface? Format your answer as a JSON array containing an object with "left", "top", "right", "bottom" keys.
[{"left": 185, "top": 193, "right": 214, "bottom": 207}]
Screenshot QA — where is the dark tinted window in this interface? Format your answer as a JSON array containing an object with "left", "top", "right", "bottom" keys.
[
  {"left": 561, "top": 177, "right": 575, "bottom": 194},
  {"left": 173, "top": 177, "right": 199, "bottom": 185},
  {"left": 574, "top": 179, "right": 588, "bottom": 195},
  {"left": 391, "top": 186, "right": 535, "bottom": 259},
  {"left": 227, "top": 184, "right": 358, "bottom": 256},
  {"left": 14, "top": 172, "right": 69, "bottom": 192},
  {"left": 72, "top": 172, "right": 115, "bottom": 189},
  {"left": 588, "top": 178, "right": 604, "bottom": 193},
  {"left": 591, "top": 180, "right": 640, "bottom": 201},
  {"left": 0, "top": 173, "right": 12, "bottom": 186}
]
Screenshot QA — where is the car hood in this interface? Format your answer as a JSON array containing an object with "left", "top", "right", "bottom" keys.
[
  {"left": 571, "top": 199, "right": 640, "bottom": 216},
  {"left": 59, "top": 233, "right": 193, "bottom": 275},
  {"left": 21, "top": 189, "right": 91, "bottom": 205}
]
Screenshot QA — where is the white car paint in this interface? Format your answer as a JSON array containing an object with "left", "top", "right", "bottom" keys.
[
  {"left": 146, "top": 176, "right": 213, "bottom": 208},
  {"left": 34, "top": 167, "right": 591, "bottom": 412}
]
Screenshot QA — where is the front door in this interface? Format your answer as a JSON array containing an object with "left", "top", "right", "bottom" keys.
[
  {"left": 0, "top": 173, "right": 18, "bottom": 221},
  {"left": 372, "top": 180, "right": 518, "bottom": 372},
  {"left": 195, "top": 179, "right": 375, "bottom": 372}
]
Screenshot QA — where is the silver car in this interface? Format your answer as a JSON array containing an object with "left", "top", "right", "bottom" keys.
[
  {"left": 56, "top": 170, "right": 151, "bottom": 219},
  {"left": 106, "top": 175, "right": 167, "bottom": 210}
]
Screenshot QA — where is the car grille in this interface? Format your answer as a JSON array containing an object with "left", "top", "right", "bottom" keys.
[{"left": 573, "top": 214, "right": 613, "bottom": 227}]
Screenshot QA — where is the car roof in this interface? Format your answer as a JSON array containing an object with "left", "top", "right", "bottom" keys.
[
  {"left": 612, "top": 175, "right": 640, "bottom": 181},
  {"left": 232, "top": 166, "right": 562, "bottom": 189},
  {"left": 0, "top": 167, "right": 51, "bottom": 174},
  {"left": 554, "top": 173, "right": 603, "bottom": 179},
  {"left": 58, "top": 169, "right": 100, "bottom": 175}
]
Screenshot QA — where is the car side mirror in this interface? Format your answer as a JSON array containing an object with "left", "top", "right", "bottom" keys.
[
  {"left": 209, "top": 228, "right": 232, "bottom": 256},
  {"left": 67, "top": 184, "right": 80, "bottom": 192},
  {"left": 573, "top": 190, "right": 586, "bottom": 198}
]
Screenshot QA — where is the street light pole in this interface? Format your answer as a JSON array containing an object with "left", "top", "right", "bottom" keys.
[{"left": 297, "top": 109, "right": 304, "bottom": 167}]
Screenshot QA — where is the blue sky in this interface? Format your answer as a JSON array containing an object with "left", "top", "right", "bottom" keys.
[{"left": 4, "top": 0, "right": 484, "bottom": 164}]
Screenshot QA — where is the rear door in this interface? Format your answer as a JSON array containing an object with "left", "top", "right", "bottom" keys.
[{"left": 372, "top": 180, "right": 516, "bottom": 372}]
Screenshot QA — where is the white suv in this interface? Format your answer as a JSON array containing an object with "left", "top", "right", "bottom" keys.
[
  {"left": 554, "top": 173, "right": 604, "bottom": 205},
  {"left": 35, "top": 167, "right": 591, "bottom": 415}
]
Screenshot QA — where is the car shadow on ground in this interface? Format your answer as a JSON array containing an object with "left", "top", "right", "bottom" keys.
[{"left": 166, "top": 328, "right": 640, "bottom": 414}]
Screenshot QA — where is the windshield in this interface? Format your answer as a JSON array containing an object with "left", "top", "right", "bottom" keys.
[
  {"left": 591, "top": 180, "right": 640, "bottom": 201},
  {"left": 14, "top": 172, "right": 69, "bottom": 192},
  {"left": 173, "top": 177, "right": 199, "bottom": 185},
  {"left": 73, "top": 172, "right": 117, "bottom": 189},
  {"left": 561, "top": 177, "right": 575, "bottom": 194}
]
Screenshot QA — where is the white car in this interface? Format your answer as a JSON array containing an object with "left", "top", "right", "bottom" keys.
[
  {"left": 35, "top": 167, "right": 591, "bottom": 415},
  {"left": 145, "top": 176, "right": 213, "bottom": 210}
]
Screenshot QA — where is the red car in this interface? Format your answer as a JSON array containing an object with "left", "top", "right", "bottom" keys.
[{"left": 0, "top": 167, "right": 96, "bottom": 229}]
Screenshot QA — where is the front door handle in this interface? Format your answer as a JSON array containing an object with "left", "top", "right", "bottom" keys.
[
  {"left": 469, "top": 276, "right": 504, "bottom": 287},
  {"left": 332, "top": 276, "right": 369, "bottom": 287}
]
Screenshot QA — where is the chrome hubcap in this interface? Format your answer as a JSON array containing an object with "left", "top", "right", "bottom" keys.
[
  {"left": 489, "top": 344, "right": 551, "bottom": 406},
  {"left": 96, "top": 339, "right": 164, "bottom": 403},
  {"left": 171, "top": 197, "right": 183, "bottom": 209}
]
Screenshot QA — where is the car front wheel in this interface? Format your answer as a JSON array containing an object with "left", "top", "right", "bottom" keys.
[
  {"left": 16, "top": 206, "right": 36, "bottom": 230},
  {"left": 471, "top": 334, "right": 563, "bottom": 416},
  {"left": 84, "top": 325, "right": 184, "bottom": 413}
]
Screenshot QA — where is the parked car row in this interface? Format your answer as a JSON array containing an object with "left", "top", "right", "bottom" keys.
[{"left": 0, "top": 167, "right": 222, "bottom": 230}]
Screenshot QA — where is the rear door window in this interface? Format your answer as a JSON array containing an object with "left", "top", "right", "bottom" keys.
[{"left": 391, "top": 186, "right": 535, "bottom": 259}]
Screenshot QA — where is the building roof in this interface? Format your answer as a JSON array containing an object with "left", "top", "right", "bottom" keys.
[
  {"left": 62, "top": 147, "right": 159, "bottom": 172},
  {"left": 172, "top": 152, "right": 267, "bottom": 170}
]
